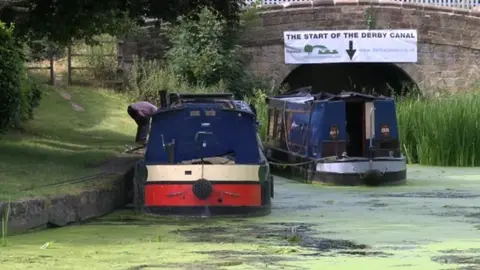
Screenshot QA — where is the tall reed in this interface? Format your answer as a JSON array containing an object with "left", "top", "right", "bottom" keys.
[
  {"left": 396, "top": 91, "right": 480, "bottom": 166},
  {"left": 244, "top": 89, "right": 269, "bottom": 141}
]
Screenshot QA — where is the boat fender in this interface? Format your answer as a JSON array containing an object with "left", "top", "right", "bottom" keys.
[
  {"left": 192, "top": 178, "right": 213, "bottom": 200},
  {"left": 133, "top": 160, "right": 147, "bottom": 211}
]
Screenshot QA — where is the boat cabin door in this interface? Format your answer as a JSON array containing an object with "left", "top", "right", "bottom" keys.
[{"left": 345, "top": 100, "right": 366, "bottom": 157}]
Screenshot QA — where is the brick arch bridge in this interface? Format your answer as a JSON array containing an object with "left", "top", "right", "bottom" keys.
[{"left": 241, "top": 0, "right": 480, "bottom": 92}]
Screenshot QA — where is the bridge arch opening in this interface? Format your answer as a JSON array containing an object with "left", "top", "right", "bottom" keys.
[{"left": 280, "top": 63, "right": 418, "bottom": 96}]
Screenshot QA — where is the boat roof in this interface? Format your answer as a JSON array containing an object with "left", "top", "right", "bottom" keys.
[
  {"left": 153, "top": 92, "right": 255, "bottom": 115},
  {"left": 268, "top": 86, "right": 391, "bottom": 104}
]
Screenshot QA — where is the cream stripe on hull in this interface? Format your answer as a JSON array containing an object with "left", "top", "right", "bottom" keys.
[{"left": 146, "top": 165, "right": 261, "bottom": 182}]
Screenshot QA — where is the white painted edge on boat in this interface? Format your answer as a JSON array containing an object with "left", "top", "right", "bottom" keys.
[{"left": 316, "top": 159, "right": 406, "bottom": 174}]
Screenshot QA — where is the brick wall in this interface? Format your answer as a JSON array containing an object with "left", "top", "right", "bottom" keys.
[
  {"left": 242, "top": 0, "right": 480, "bottom": 90},
  {"left": 117, "top": 0, "right": 480, "bottom": 91}
]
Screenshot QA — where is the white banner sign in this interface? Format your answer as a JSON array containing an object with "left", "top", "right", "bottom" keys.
[{"left": 283, "top": 29, "right": 418, "bottom": 64}]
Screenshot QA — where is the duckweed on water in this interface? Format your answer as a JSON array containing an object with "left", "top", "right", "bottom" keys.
[{"left": 2, "top": 166, "right": 480, "bottom": 269}]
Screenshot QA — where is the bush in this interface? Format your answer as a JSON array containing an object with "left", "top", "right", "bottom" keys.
[
  {"left": 70, "top": 35, "right": 120, "bottom": 83},
  {"left": 24, "top": 38, "right": 65, "bottom": 62},
  {"left": 126, "top": 56, "right": 226, "bottom": 104},
  {"left": 163, "top": 6, "right": 265, "bottom": 97},
  {"left": 17, "top": 76, "right": 43, "bottom": 123},
  {"left": 244, "top": 89, "right": 270, "bottom": 141},
  {"left": 397, "top": 90, "right": 480, "bottom": 166},
  {"left": 0, "top": 22, "right": 24, "bottom": 133}
]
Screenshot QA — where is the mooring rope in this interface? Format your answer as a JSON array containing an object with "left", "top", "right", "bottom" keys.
[
  {"left": 268, "top": 159, "right": 316, "bottom": 167},
  {"left": 18, "top": 171, "right": 117, "bottom": 193},
  {"left": 17, "top": 146, "right": 145, "bottom": 192},
  {"left": 266, "top": 155, "right": 338, "bottom": 167},
  {"left": 123, "top": 145, "right": 146, "bottom": 153}
]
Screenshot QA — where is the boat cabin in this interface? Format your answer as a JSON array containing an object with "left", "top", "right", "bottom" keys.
[{"left": 265, "top": 88, "right": 402, "bottom": 160}]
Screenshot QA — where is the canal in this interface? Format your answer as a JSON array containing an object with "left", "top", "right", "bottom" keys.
[{"left": 2, "top": 165, "right": 480, "bottom": 270}]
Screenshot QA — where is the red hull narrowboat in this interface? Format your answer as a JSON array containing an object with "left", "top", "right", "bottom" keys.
[{"left": 132, "top": 93, "right": 273, "bottom": 217}]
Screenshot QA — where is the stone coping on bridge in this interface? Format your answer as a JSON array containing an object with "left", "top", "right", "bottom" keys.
[{"left": 257, "top": 0, "right": 480, "bottom": 17}]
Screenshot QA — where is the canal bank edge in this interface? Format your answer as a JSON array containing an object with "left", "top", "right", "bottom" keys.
[{"left": 0, "top": 158, "right": 139, "bottom": 235}]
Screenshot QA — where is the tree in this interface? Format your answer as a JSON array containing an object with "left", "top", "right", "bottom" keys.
[
  {"left": 0, "top": 21, "right": 24, "bottom": 132},
  {"left": 0, "top": 0, "right": 244, "bottom": 45}
]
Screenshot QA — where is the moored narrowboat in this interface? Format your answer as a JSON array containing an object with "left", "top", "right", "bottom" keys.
[
  {"left": 132, "top": 92, "right": 273, "bottom": 217},
  {"left": 263, "top": 87, "right": 406, "bottom": 186}
]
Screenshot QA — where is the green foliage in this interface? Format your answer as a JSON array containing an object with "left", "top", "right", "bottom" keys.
[
  {"left": 126, "top": 56, "right": 225, "bottom": 104},
  {"left": 72, "top": 35, "right": 120, "bottom": 82},
  {"left": 244, "top": 89, "right": 269, "bottom": 141},
  {"left": 17, "top": 76, "right": 43, "bottom": 123},
  {"left": 364, "top": 3, "right": 377, "bottom": 29},
  {"left": 163, "top": 7, "right": 229, "bottom": 86},
  {"left": 140, "top": 0, "right": 243, "bottom": 28},
  {"left": 0, "top": 21, "right": 24, "bottom": 133},
  {"left": 396, "top": 90, "right": 480, "bottom": 166},
  {"left": 24, "top": 38, "right": 65, "bottom": 62},
  {"left": 163, "top": 6, "right": 266, "bottom": 97},
  {"left": 1, "top": 0, "right": 242, "bottom": 47},
  {"left": 10, "top": 4, "right": 139, "bottom": 46},
  {"left": 0, "top": 21, "right": 43, "bottom": 132}
]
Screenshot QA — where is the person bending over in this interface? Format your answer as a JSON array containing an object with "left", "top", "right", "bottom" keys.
[{"left": 127, "top": 101, "right": 158, "bottom": 145}]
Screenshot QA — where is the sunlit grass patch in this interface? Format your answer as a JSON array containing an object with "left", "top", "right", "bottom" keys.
[{"left": 0, "top": 85, "right": 136, "bottom": 200}]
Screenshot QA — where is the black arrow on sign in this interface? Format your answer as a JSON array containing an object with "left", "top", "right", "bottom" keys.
[{"left": 346, "top": 40, "right": 356, "bottom": 60}]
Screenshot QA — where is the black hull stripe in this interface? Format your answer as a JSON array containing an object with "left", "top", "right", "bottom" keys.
[{"left": 141, "top": 205, "right": 271, "bottom": 217}]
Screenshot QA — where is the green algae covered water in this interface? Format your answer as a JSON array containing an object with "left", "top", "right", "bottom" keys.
[{"left": 2, "top": 165, "right": 480, "bottom": 270}]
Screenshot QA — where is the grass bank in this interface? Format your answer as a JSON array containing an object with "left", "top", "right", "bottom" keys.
[{"left": 0, "top": 84, "right": 136, "bottom": 201}]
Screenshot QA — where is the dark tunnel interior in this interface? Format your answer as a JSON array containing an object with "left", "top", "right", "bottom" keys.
[{"left": 280, "top": 63, "right": 418, "bottom": 96}]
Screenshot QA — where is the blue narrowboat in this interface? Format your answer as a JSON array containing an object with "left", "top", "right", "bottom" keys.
[
  {"left": 132, "top": 92, "right": 273, "bottom": 217},
  {"left": 263, "top": 87, "right": 406, "bottom": 186}
]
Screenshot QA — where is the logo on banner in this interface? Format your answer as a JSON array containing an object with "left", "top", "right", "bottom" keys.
[
  {"left": 285, "top": 44, "right": 338, "bottom": 55},
  {"left": 304, "top": 45, "right": 338, "bottom": 54}
]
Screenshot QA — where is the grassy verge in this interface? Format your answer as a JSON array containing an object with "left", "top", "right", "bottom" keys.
[{"left": 0, "top": 84, "right": 136, "bottom": 201}]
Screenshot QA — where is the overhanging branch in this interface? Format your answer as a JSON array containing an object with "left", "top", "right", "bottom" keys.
[{"left": 0, "top": 0, "right": 30, "bottom": 11}]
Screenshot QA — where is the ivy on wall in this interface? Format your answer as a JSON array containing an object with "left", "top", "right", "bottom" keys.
[{"left": 364, "top": 4, "right": 377, "bottom": 29}]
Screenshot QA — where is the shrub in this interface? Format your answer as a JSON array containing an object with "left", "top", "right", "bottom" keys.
[
  {"left": 70, "top": 35, "right": 119, "bottom": 83},
  {"left": 0, "top": 22, "right": 24, "bottom": 133},
  {"left": 396, "top": 90, "right": 480, "bottom": 166},
  {"left": 126, "top": 56, "right": 225, "bottom": 104},
  {"left": 163, "top": 6, "right": 265, "bottom": 97},
  {"left": 17, "top": 76, "right": 43, "bottom": 123},
  {"left": 244, "top": 89, "right": 269, "bottom": 140},
  {"left": 24, "top": 38, "right": 65, "bottom": 62}
]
